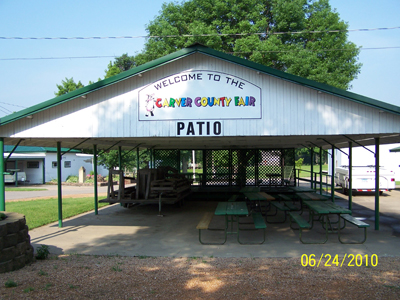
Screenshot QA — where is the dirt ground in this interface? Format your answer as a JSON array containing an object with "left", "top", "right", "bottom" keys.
[{"left": 1, "top": 254, "right": 399, "bottom": 299}]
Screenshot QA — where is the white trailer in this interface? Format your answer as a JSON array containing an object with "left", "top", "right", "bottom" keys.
[
  {"left": 4, "top": 169, "right": 27, "bottom": 184},
  {"left": 335, "top": 166, "right": 395, "bottom": 195}
]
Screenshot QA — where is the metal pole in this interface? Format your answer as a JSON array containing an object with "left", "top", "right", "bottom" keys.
[
  {"left": 93, "top": 145, "right": 98, "bottom": 215},
  {"left": 348, "top": 142, "right": 353, "bottom": 211},
  {"left": 331, "top": 145, "right": 335, "bottom": 202},
  {"left": 319, "top": 147, "right": 323, "bottom": 194},
  {"left": 14, "top": 160, "right": 18, "bottom": 187},
  {"left": 375, "top": 138, "right": 380, "bottom": 230},
  {"left": 136, "top": 148, "right": 140, "bottom": 170},
  {"left": 310, "top": 148, "right": 314, "bottom": 189},
  {"left": 57, "top": 142, "right": 63, "bottom": 228},
  {"left": 118, "top": 146, "right": 122, "bottom": 207},
  {"left": 0, "top": 138, "right": 5, "bottom": 211}
]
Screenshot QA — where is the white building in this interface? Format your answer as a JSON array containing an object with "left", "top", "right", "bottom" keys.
[{"left": 4, "top": 146, "right": 108, "bottom": 184}]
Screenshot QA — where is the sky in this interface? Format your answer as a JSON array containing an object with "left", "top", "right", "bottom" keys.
[{"left": 0, "top": 0, "right": 399, "bottom": 118}]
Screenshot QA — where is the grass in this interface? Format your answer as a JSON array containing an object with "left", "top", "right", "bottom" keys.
[
  {"left": 5, "top": 197, "right": 109, "bottom": 229},
  {"left": 5, "top": 187, "right": 47, "bottom": 191}
]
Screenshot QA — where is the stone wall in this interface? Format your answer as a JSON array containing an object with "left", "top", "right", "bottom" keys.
[{"left": 0, "top": 212, "right": 34, "bottom": 273}]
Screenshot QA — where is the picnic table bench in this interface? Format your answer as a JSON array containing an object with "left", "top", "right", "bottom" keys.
[
  {"left": 339, "top": 214, "right": 370, "bottom": 244},
  {"left": 288, "top": 212, "right": 313, "bottom": 244}
]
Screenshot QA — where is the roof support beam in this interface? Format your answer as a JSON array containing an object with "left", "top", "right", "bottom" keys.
[
  {"left": 342, "top": 135, "right": 375, "bottom": 156},
  {"left": 97, "top": 141, "right": 121, "bottom": 156},
  {"left": 61, "top": 138, "right": 91, "bottom": 156},
  {"left": 4, "top": 139, "right": 23, "bottom": 162},
  {"left": 318, "top": 138, "right": 349, "bottom": 157}
]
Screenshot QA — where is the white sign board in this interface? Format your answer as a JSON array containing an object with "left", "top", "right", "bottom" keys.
[{"left": 138, "top": 70, "right": 261, "bottom": 121}]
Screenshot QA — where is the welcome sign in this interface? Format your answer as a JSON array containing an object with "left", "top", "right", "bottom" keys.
[{"left": 138, "top": 70, "right": 261, "bottom": 121}]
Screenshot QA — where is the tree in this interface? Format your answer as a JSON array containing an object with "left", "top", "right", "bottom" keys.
[
  {"left": 138, "top": 0, "right": 361, "bottom": 90},
  {"left": 54, "top": 77, "right": 84, "bottom": 97},
  {"left": 104, "top": 53, "right": 137, "bottom": 79}
]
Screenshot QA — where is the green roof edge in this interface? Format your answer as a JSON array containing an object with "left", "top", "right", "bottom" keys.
[{"left": 1, "top": 44, "right": 399, "bottom": 125}]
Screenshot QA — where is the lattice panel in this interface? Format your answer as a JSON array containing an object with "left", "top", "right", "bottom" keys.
[
  {"left": 153, "top": 149, "right": 179, "bottom": 170},
  {"left": 231, "top": 150, "right": 257, "bottom": 186},
  {"left": 204, "top": 150, "right": 230, "bottom": 185},
  {"left": 258, "top": 150, "right": 283, "bottom": 186}
]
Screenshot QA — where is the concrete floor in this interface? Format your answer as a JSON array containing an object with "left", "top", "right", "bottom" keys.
[{"left": 28, "top": 188, "right": 400, "bottom": 258}]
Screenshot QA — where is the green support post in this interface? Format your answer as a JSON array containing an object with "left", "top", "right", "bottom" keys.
[
  {"left": 319, "top": 147, "right": 323, "bottom": 195},
  {"left": 310, "top": 148, "right": 314, "bottom": 189},
  {"left": 93, "top": 145, "right": 98, "bottom": 215},
  {"left": 375, "top": 138, "right": 380, "bottom": 230},
  {"left": 14, "top": 160, "right": 18, "bottom": 187},
  {"left": 57, "top": 142, "right": 63, "bottom": 228},
  {"left": 348, "top": 142, "right": 353, "bottom": 211},
  {"left": 0, "top": 138, "right": 5, "bottom": 211},
  {"left": 118, "top": 146, "right": 122, "bottom": 207},
  {"left": 331, "top": 145, "right": 335, "bottom": 202},
  {"left": 136, "top": 148, "right": 140, "bottom": 170}
]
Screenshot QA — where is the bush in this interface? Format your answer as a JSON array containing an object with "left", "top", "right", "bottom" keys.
[
  {"left": 35, "top": 245, "right": 50, "bottom": 260},
  {"left": 5, "top": 279, "right": 18, "bottom": 288},
  {"left": 66, "top": 175, "right": 78, "bottom": 183},
  {"left": 0, "top": 212, "right": 6, "bottom": 221},
  {"left": 295, "top": 158, "right": 304, "bottom": 169}
]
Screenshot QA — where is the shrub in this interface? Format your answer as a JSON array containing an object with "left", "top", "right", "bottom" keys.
[
  {"left": 0, "top": 212, "right": 6, "bottom": 221},
  {"left": 36, "top": 245, "right": 50, "bottom": 260},
  {"left": 5, "top": 279, "right": 18, "bottom": 288},
  {"left": 66, "top": 175, "right": 78, "bottom": 183}
]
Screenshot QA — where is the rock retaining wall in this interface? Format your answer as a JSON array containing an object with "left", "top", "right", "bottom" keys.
[{"left": 0, "top": 212, "right": 34, "bottom": 273}]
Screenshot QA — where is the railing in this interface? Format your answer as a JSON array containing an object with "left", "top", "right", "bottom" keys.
[{"left": 296, "top": 169, "right": 332, "bottom": 194}]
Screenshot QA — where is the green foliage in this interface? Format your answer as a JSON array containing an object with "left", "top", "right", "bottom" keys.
[
  {"left": 23, "top": 287, "right": 35, "bottom": 293},
  {"left": 295, "top": 158, "right": 304, "bottom": 169},
  {"left": 104, "top": 54, "right": 137, "bottom": 79},
  {"left": 66, "top": 175, "right": 78, "bottom": 183},
  {"left": 36, "top": 245, "right": 50, "bottom": 260},
  {"left": 96, "top": 149, "right": 150, "bottom": 170},
  {"left": 4, "top": 279, "right": 18, "bottom": 288},
  {"left": 0, "top": 212, "right": 6, "bottom": 220},
  {"left": 54, "top": 77, "right": 84, "bottom": 96},
  {"left": 139, "top": 0, "right": 361, "bottom": 90}
]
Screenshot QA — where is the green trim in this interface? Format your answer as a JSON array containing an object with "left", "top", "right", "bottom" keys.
[
  {"left": 389, "top": 146, "right": 400, "bottom": 152},
  {"left": 1, "top": 44, "right": 399, "bottom": 126},
  {"left": 4, "top": 145, "right": 80, "bottom": 153}
]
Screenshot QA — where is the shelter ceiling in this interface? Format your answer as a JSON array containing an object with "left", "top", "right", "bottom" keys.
[{"left": 4, "top": 133, "right": 400, "bottom": 152}]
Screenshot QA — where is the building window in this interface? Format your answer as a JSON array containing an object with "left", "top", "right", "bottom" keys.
[
  {"left": 27, "top": 161, "right": 39, "bottom": 169},
  {"left": 64, "top": 161, "right": 71, "bottom": 168},
  {"left": 52, "top": 161, "right": 57, "bottom": 168}
]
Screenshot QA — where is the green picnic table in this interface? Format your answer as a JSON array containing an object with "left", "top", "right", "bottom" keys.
[
  {"left": 214, "top": 201, "right": 266, "bottom": 244},
  {"left": 299, "top": 200, "right": 352, "bottom": 244}
]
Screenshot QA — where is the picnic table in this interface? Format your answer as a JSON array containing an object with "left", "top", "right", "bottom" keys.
[
  {"left": 213, "top": 201, "right": 266, "bottom": 244},
  {"left": 289, "top": 186, "right": 316, "bottom": 193},
  {"left": 299, "top": 200, "right": 352, "bottom": 243},
  {"left": 296, "top": 192, "right": 329, "bottom": 201}
]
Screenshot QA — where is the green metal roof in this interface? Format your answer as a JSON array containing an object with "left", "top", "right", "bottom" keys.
[
  {"left": 1, "top": 43, "right": 400, "bottom": 126},
  {"left": 4, "top": 145, "right": 81, "bottom": 153}
]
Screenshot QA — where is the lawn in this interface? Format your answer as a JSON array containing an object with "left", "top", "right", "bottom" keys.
[
  {"left": 5, "top": 187, "right": 48, "bottom": 191},
  {"left": 5, "top": 197, "right": 109, "bottom": 229}
]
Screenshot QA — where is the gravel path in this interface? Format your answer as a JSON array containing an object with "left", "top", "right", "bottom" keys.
[{"left": 1, "top": 255, "right": 399, "bottom": 299}]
